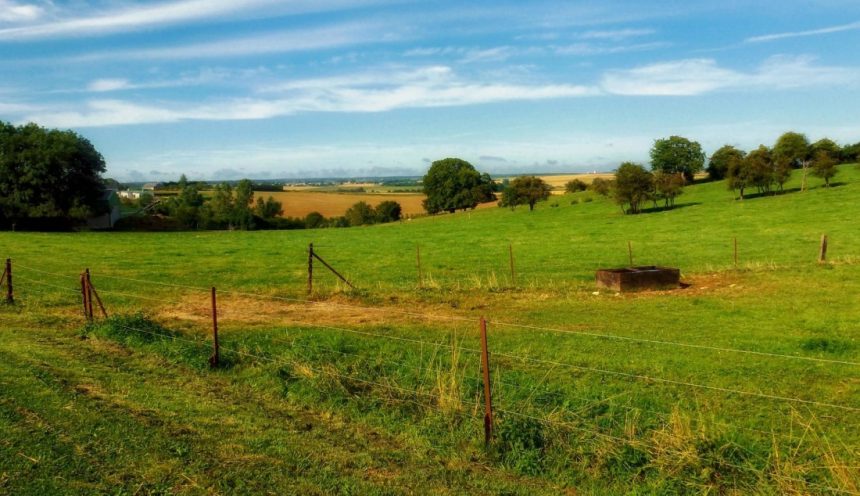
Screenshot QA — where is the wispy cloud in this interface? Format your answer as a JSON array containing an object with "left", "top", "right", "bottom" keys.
[
  {"left": 601, "top": 55, "right": 859, "bottom": 96},
  {"left": 554, "top": 41, "right": 668, "bottom": 56},
  {"left": 579, "top": 28, "right": 654, "bottom": 41},
  {"left": 0, "top": 0, "right": 44, "bottom": 23},
  {"left": 22, "top": 66, "right": 596, "bottom": 127},
  {"left": 68, "top": 22, "right": 399, "bottom": 61},
  {"left": 746, "top": 20, "right": 860, "bottom": 43},
  {"left": 0, "top": 0, "right": 383, "bottom": 40}
]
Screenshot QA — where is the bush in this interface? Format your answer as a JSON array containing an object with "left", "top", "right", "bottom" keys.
[{"left": 564, "top": 179, "right": 588, "bottom": 193}]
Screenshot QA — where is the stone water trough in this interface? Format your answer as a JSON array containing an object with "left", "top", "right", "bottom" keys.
[{"left": 595, "top": 266, "right": 681, "bottom": 292}]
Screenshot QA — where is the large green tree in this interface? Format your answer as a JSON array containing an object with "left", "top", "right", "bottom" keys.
[
  {"left": 745, "top": 145, "right": 775, "bottom": 195},
  {"left": 499, "top": 176, "right": 551, "bottom": 211},
  {"left": 422, "top": 158, "right": 495, "bottom": 214},
  {"left": 0, "top": 121, "right": 107, "bottom": 228},
  {"left": 614, "top": 162, "right": 653, "bottom": 214},
  {"left": 650, "top": 136, "right": 705, "bottom": 182},
  {"left": 708, "top": 145, "right": 745, "bottom": 181},
  {"left": 772, "top": 132, "right": 810, "bottom": 191}
]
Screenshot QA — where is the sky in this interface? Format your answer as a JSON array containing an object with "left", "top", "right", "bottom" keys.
[{"left": 1, "top": 0, "right": 860, "bottom": 182}]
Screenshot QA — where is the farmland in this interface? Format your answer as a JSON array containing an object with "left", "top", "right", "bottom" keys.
[
  {"left": 252, "top": 190, "right": 430, "bottom": 218},
  {"left": 2, "top": 165, "right": 859, "bottom": 494}
]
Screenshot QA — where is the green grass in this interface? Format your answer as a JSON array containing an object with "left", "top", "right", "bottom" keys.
[{"left": 2, "top": 166, "right": 859, "bottom": 494}]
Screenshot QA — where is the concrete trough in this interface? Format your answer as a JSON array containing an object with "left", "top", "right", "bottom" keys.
[{"left": 595, "top": 266, "right": 681, "bottom": 292}]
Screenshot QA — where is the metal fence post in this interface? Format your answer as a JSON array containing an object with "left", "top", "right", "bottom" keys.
[
  {"left": 308, "top": 243, "right": 314, "bottom": 295},
  {"left": 209, "top": 287, "right": 220, "bottom": 368}
]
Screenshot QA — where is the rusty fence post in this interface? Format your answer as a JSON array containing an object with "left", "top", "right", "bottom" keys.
[
  {"left": 416, "top": 245, "right": 423, "bottom": 288},
  {"left": 479, "top": 317, "right": 494, "bottom": 446},
  {"left": 3, "top": 258, "right": 11, "bottom": 304},
  {"left": 508, "top": 244, "right": 516, "bottom": 286},
  {"left": 209, "top": 287, "right": 220, "bottom": 368},
  {"left": 819, "top": 234, "right": 828, "bottom": 263},
  {"left": 307, "top": 243, "right": 314, "bottom": 295}
]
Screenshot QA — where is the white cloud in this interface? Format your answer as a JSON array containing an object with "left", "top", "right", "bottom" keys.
[
  {"left": 601, "top": 56, "right": 859, "bottom": 96},
  {"left": 579, "top": 28, "right": 655, "bottom": 41},
  {"left": 23, "top": 66, "right": 596, "bottom": 127},
  {"left": 0, "top": 0, "right": 43, "bottom": 23},
  {"left": 87, "top": 78, "right": 131, "bottom": 92},
  {"left": 746, "top": 20, "right": 860, "bottom": 43},
  {"left": 0, "top": 0, "right": 382, "bottom": 40},
  {"left": 554, "top": 41, "right": 668, "bottom": 56},
  {"left": 69, "top": 22, "right": 397, "bottom": 61}
]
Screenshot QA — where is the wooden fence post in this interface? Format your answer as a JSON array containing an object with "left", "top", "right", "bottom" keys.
[
  {"left": 80, "top": 272, "right": 90, "bottom": 320},
  {"left": 509, "top": 244, "right": 516, "bottom": 286},
  {"left": 479, "top": 317, "right": 494, "bottom": 446},
  {"left": 416, "top": 245, "right": 423, "bottom": 288},
  {"left": 733, "top": 237, "right": 738, "bottom": 269},
  {"left": 209, "top": 287, "right": 220, "bottom": 368},
  {"left": 819, "top": 235, "right": 828, "bottom": 263},
  {"left": 307, "top": 243, "right": 314, "bottom": 295},
  {"left": 85, "top": 269, "right": 94, "bottom": 321},
  {"left": 627, "top": 241, "right": 634, "bottom": 266},
  {"left": 4, "top": 258, "right": 11, "bottom": 304}
]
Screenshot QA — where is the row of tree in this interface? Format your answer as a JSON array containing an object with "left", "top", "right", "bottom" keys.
[{"left": 709, "top": 132, "right": 842, "bottom": 198}]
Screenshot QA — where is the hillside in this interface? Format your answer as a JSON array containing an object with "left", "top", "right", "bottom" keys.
[{"left": 1, "top": 165, "right": 859, "bottom": 494}]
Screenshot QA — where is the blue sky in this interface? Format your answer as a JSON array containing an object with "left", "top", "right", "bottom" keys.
[{"left": 1, "top": 0, "right": 859, "bottom": 181}]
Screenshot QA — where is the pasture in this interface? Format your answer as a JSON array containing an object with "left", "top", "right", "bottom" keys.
[{"left": 2, "top": 165, "right": 859, "bottom": 494}]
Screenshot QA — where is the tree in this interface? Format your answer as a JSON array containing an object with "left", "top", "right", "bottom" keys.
[
  {"left": 650, "top": 136, "right": 705, "bottom": 182},
  {"left": 304, "top": 211, "right": 326, "bottom": 229},
  {"left": 564, "top": 179, "right": 588, "bottom": 193},
  {"left": 725, "top": 148, "right": 750, "bottom": 199},
  {"left": 375, "top": 200, "right": 402, "bottom": 223},
  {"left": 772, "top": 132, "right": 810, "bottom": 191},
  {"left": 708, "top": 145, "right": 745, "bottom": 181},
  {"left": 254, "top": 196, "right": 283, "bottom": 219},
  {"left": 811, "top": 138, "right": 841, "bottom": 161},
  {"left": 345, "top": 201, "right": 376, "bottom": 226},
  {"left": 652, "top": 171, "right": 684, "bottom": 208},
  {"left": 0, "top": 121, "right": 107, "bottom": 228},
  {"left": 422, "top": 158, "right": 496, "bottom": 214},
  {"left": 500, "top": 176, "right": 551, "bottom": 211},
  {"left": 233, "top": 179, "right": 255, "bottom": 229},
  {"left": 589, "top": 177, "right": 614, "bottom": 197},
  {"left": 811, "top": 149, "right": 838, "bottom": 187},
  {"left": 614, "top": 162, "right": 653, "bottom": 214},
  {"left": 745, "top": 145, "right": 774, "bottom": 195},
  {"left": 841, "top": 142, "right": 860, "bottom": 163}
]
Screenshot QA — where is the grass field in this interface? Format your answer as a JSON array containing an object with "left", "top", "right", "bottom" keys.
[{"left": 2, "top": 165, "right": 859, "bottom": 494}]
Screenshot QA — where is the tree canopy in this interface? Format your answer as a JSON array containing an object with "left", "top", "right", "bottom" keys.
[
  {"left": 708, "top": 145, "right": 745, "bottom": 181},
  {"left": 650, "top": 136, "right": 705, "bottom": 182},
  {"left": 614, "top": 162, "right": 653, "bottom": 214},
  {"left": 422, "top": 158, "right": 495, "bottom": 214},
  {"left": 0, "top": 121, "right": 107, "bottom": 228},
  {"left": 500, "top": 176, "right": 551, "bottom": 211}
]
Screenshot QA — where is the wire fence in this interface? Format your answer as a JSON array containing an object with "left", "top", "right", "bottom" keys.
[{"left": 6, "top": 260, "right": 860, "bottom": 494}]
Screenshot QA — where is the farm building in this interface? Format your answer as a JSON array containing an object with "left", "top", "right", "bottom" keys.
[{"left": 87, "top": 189, "right": 122, "bottom": 229}]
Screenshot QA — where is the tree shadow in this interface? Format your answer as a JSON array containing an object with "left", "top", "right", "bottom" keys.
[
  {"left": 639, "top": 202, "right": 702, "bottom": 214},
  {"left": 736, "top": 182, "right": 847, "bottom": 200}
]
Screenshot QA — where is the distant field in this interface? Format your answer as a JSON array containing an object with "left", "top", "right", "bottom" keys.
[{"left": 255, "top": 190, "right": 497, "bottom": 218}]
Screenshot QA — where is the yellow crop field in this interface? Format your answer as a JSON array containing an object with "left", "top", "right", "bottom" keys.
[{"left": 254, "top": 191, "right": 428, "bottom": 218}]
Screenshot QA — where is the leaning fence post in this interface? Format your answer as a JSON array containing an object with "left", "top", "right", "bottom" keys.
[
  {"left": 4, "top": 258, "right": 11, "bottom": 304},
  {"left": 819, "top": 234, "right": 828, "bottom": 263},
  {"left": 86, "top": 271, "right": 108, "bottom": 319},
  {"left": 508, "top": 244, "right": 516, "bottom": 286},
  {"left": 479, "top": 316, "right": 494, "bottom": 446},
  {"left": 307, "top": 243, "right": 314, "bottom": 295},
  {"left": 209, "top": 287, "right": 220, "bottom": 368}
]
